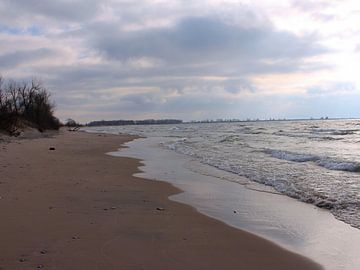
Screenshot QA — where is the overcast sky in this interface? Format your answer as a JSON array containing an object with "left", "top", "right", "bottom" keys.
[{"left": 1, "top": 0, "right": 360, "bottom": 122}]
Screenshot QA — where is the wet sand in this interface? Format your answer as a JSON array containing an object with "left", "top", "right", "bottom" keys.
[{"left": 0, "top": 130, "right": 322, "bottom": 269}]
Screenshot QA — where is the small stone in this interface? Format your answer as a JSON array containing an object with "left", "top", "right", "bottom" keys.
[
  {"left": 110, "top": 206, "right": 117, "bottom": 210},
  {"left": 156, "top": 207, "right": 165, "bottom": 211},
  {"left": 49, "top": 147, "right": 55, "bottom": 151},
  {"left": 233, "top": 210, "right": 237, "bottom": 213},
  {"left": 37, "top": 264, "right": 44, "bottom": 268},
  {"left": 103, "top": 208, "right": 108, "bottom": 211},
  {"left": 40, "top": 250, "right": 47, "bottom": 255},
  {"left": 19, "top": 258, "right": 26, "bottom": 263}
]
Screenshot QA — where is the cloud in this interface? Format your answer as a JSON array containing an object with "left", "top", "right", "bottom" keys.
[
  {"left": 291, "top": 0, "right": 337, "bottom": 22},
  {"left": 291, "top": 0, "right": 332, "bottom": 12},
  {"left": 40, "top": 14, "right": 326, "bottom": 105},
  {"left": 41, "top": 11, "right": 328, "bottom": 122},
  {"left": 0, "top": 0, "right": 342, "bottom": 122},
  {"left": 355, "top": 44, "right": 360, "bottom": 52},
  {"left": 0, "top": 48, "right": 56, "bottom": 69},
  {"left": 89, "top": 16, "right": 326, "bottom": 68},
  {"left": 222, "top": 78, "right": 257, "bottom": 94},
  {"left": 0, "top": 0, "right": 102, "bottom": 24},
  {"left": 307, "top": 81, "right": 357, "bottom": 95}
]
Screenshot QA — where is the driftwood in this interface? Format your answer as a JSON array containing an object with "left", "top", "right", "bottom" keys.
[{"left": 68, "top": 126, "right": 80, "bottom": 132}]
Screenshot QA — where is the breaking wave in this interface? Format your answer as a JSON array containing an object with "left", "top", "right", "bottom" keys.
[{"left": 265, "top": 149, "right": 360, "bottom": 172}]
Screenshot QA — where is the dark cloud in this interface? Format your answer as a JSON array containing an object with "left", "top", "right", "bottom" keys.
[
  {"left": 0, "top": 0, "right": 101, "bottom": 23},
  {"left": 120, "top": 92, "right": 167, "bottom": 111},
  {"left": 89, "top": 17, "right": 326, "bottom": 65},
  {"left": 0, "top": 48, "right": 55, "bottom": 69}
]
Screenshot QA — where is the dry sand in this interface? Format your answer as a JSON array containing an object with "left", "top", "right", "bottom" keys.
[{"left": 0, "top": 130, "right": 323, "bottom": 270}]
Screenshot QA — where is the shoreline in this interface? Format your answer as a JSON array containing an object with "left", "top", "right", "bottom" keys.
[
  {"left": 112, "top": 136, "right": 360, "bottom": 270},
  {"left": 0, "top": 130, "right": 322, "bottom": 269}
]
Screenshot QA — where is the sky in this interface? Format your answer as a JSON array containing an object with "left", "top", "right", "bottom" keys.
[{"left": 1, "top": 0, "right": 360, "bottom": 122}]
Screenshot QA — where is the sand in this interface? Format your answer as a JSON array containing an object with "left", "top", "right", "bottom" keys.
[{"left": 0, "top": 130, "right": 323, "bottom": 270}]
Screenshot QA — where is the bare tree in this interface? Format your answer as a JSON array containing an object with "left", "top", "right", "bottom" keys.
[{"left": 0, "top": 76, "right": 60, "bottom": 134}]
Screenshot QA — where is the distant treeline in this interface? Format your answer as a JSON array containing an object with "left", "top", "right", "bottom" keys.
[
  {"left": 87, "top": 119, "right": 183, "bottom": 126},
  {"left": 0, "top": 76, "right": 60, "bottom": 135}
]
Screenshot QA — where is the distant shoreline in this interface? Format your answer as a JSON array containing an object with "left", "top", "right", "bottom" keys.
[{"left": 85, "top": 117, "right": 360, "bottom": 127}]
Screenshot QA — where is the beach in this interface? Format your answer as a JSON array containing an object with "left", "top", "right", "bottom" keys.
[{"left": 0, "top": 130, "right": 322, "bottom": 270}]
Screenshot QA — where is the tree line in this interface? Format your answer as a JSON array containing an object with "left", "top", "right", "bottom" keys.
[
  {"left": 0, "top": 76, "right": 60, "bottom": 135},
  {"left": 87, "top": 119, "right": 183, "bottom": 127}
]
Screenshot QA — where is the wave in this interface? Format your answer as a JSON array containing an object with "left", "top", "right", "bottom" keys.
[
  {"left": 311, "top": 128, "right": 358, "bottom": 136},
  {"left": 219, "top": 135, "right": 242, "bottom": 143},
  {"left": 309, "top": 136, "right": 342, "bottom": 141},
  {"left": 265, "top": 149, "right": 360, "bottom": 172},
  {"left": 273, "top": 130, "right": 352, "bottom": 141},
  {"left": 272, "top": 131, "right": 309, "bottom": 138},
  {"left": 331, "top": 130, "right": 357, "bottom": 135},
  {"left": 317, "top": 159, "right": 360, "bottom": 172},
  {"left": 264, "top": 149, "right": 318, "bottom": 162}
]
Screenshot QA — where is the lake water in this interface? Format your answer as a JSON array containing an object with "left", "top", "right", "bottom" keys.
[{"left": 85, "top": 119, "right": 360, "bottom": 229}]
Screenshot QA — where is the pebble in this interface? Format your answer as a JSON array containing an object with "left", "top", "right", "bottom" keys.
[{"left": 156, "top": 207, "right": 165, "bottom": 211}]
